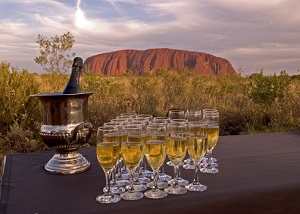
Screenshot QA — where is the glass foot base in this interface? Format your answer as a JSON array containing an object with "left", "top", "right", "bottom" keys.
[
  {"left": 185, "top": 183, "right": 207, "bottom": 192},
  {"left": 138, "top": 176, "right": 151, "bottom": 184},
  {"left": 116, "top": 178, "right": 129, "bottom": 187},
  {"left": 159, "top": 173, "right": 172, "bottom": 181},
  {"left": 96, "top": 193, "right": 121, "bottom": 203},
  {"left": 147, "top": 181, "right": 168, "bottom": 189},
  {"left": 144, "top": 189, "right": 168, "bottom": 199},
  {"left": 121, "top": 191, "right": 144, "bottom": 200},
  {"left": 183, "top": 163, "right": 195, "bottom": 170},
  {"left": 103, "top": 186, "right": 125, "bottom": 194},
  {"left": 129, "top": 183, "right": 147, "bottom": 192},
  {"left": 201, "top": 167, "right": 219, "bottom": 174},
  {"left": 142, "top": 170, "right": 153, "bottom": 178},
  {"left": 164, "top": 186, "right": 187, "bottom": 195},
  {"left": 168, "top": 178, "right": 189, "bottom": 186}
]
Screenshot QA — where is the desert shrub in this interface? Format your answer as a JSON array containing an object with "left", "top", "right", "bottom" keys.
[
  {"left": 126, "top": 75, "right": 161, "bottom": 115},
  {"left": 157, "top": 69, "right": 189, "bottom": 111},
  {"left": 0, "top": 62, "right": 41, "bottom": 135},
  {"left": 249, "top": 70, "right": 291, "bottom": 105}
]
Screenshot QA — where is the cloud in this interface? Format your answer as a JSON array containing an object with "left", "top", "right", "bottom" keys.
[{"left": 0, "top": 0, "right": 299, "bottom": 74}]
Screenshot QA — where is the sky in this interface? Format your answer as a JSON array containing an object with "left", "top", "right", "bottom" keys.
[{"left": 0, "top": 0, "right": 299, "bottom": 76}]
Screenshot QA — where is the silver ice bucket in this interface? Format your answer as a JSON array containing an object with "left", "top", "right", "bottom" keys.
[{"left": 33, "top": 92, "right": 93, "bottom": 175}]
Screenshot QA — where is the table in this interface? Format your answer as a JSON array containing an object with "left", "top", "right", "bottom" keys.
[{"left": 1, "top": 132, "right": 300, "bottom": 214}]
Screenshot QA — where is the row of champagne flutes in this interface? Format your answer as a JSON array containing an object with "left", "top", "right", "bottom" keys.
[{"left": 95, "top": 109, "right": 220, "bottom": 203}]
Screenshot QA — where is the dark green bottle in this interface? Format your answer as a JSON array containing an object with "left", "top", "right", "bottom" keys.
[{"left": 62, "top": 57, "right": 83, "bottom": 94}]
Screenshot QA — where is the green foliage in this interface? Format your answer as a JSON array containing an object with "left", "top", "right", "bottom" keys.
[
  {"left": 249, "top": 70, "right": 291, "bottom": 105},
  {"left": 0, "top": 122, "right": 46, "bottom": 155},
  {"left": 0, "top": 62, "right": 41, "bottom": 133},
  {"left": 127, "top": 75, "right": 161, "bottom": 115},
  {"left": 158, "top": 69, "right": 187, "bottom": 111},
  {"left": 34, "top": 32, "right": 75, "bottom": 74}
]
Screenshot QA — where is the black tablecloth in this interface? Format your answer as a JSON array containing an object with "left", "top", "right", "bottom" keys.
[{"left": 1, "top": 132, "right": 300, "bottom": 214}]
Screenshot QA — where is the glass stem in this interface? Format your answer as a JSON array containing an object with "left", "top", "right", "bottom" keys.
[
  {"left": 128, "top": 169, "right": 135, "bottom": 193},
  {"left": 178, "top": 165, "right": 182, "bottom": 178},
  {"left": 207, "top": 151, "right": 212, "bottom": 168},
  {"left": 193, "top": 160, "right": 200, "bottom": 185},
  {"left": 104, "top": 169, "right": 112, "bottom": 195},
  {"left": 173, "top": 164, "right": 179, "bottom": 187},
  {"left": 116, "top": 160, "right": 122, "bottom": 178},
  {"left": 152, "top": 169, "right": 159, "bottom": 190},
  {"left": 142, "top": 158, "right": 147, "bottom": 171},
  {"left": 111, "top": 167, "right": 116, "bottom": 185},
  {"left": 160, "top": 165, "right": 165, "bottom": 174}
]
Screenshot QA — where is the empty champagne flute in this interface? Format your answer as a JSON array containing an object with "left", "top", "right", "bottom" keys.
[
  {"left": 185, "top": 122, "right": 208, "bottom": 191},
  {"left": 96, "top": 142, "right": 121, "bottom": 203},
  {"left": 120, "top": 141, "right": 145, "bottom": 200},
  {"left": 144, "top": 140, "right": 168, "bottom": 199},
  {"left": 164, "top": 123, "right": 188, "bottom": 195}
]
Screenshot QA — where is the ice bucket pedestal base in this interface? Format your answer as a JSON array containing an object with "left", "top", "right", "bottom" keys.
[{"left": 44, "top": 150, "right": 90, "bottom": 175}]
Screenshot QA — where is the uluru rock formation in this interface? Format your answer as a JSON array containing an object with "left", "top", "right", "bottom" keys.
[{"left": 83, "top": 48, "right": 236, "bottom": 75}]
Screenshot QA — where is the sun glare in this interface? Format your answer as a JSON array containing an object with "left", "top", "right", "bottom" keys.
[{"left": 75, "top": 0, "right": 89, "bottom": 29}]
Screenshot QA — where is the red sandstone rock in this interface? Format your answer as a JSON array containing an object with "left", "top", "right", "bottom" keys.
[{"left": 83, "top": 48, "right": 236, "bottom": 75}]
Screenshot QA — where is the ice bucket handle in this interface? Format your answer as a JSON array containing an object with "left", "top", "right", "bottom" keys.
[{"left": 69, "top": 122, "right": 93, "bottom": 145}]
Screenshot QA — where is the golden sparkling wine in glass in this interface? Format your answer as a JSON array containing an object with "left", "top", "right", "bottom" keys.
[
  {"left": 96, "top": 142, "right": 121, "bottom": 204},
  {"left": 164, "top": 122, "right": 188, "bottom": 195},
  {"left": 207, "top": 125, "right": 219, "bottom": 152},
  {"left": 185, "top": 122, "right": 208, "bottom": 192},
  {"left": 145, "top": 140, "right": 166, "bottom": 171},
  {"left": 121, "top": 142, "right": 144, "bottom": 170},
  {"left": 97, "top": 142, "right": 120, "bottom": 170},
  {"left": 167, "top": 136, "right": 187, "bottom": 165},
  {"left": 120, "top": 142, "right": 145, "bottom": 200},
  {"left": 144, "top": 140, "right": 168, "bottom": 199}
]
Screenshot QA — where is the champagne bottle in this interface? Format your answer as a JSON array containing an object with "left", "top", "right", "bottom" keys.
[{"left": 62, "top": 57, "right": 83, "bottom": 94}]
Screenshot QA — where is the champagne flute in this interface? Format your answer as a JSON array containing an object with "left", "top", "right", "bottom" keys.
[
  {"left": 136, "top": 114, "right": 153, "bottom": 122},
  {"left": 148, "top": 122, "right": 172, "bottom": 182},
  {"left": 185, "top": 122, "right": 207, "bottom": 191},
  {"left": 183, "top": 109, "right": 202, "bottom": 170},
  {"left": 122, "top": 124, "right": 147, "bottom": 192},
  {"left": 164, "top": 123, "right": 188, "bottom": 195},
  {"left": 201, "top": 110, "right": 219, "bottom": 174},
  {"left": 132, "top": 116, "right": 153, "bottom": 178},
  {"left": 128, "top": 120, "right": 151, "bottom": 184},
  {"left": 97, "top": 126, "right": 126, "bottom": 193},
  {"left": 167, "top": 119, "right": 189, "bottom": 186},
  {"left": 153, "top": 117, "right": 171, "bottom": 123},
  {"left": 168, "top": 109, "right": 185, "bottom": 119},
  {"left": 146, "top": 124, "right": 169, "bottom": 188},
  {"left": 120, "top": 141, "right": 145, "bottom": 200},
  {"left": 121, "top": 112, "right": 137, "bottom": 118},
  {"left": 96, "top": 142, "right": 121, "bottom": 203},
  {"left": 166, "top": 111, "right": 185, "bottom": 168},
  {"left": 202, "top": 109, "right": 218, "bottom": 163},
  {"left": 144, "top": 140, "right": 168, "bottom": 199}
]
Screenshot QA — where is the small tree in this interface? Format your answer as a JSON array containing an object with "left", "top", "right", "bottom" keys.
[{"left": 34, "top": 32, "right": 75, "bottom": 74}]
